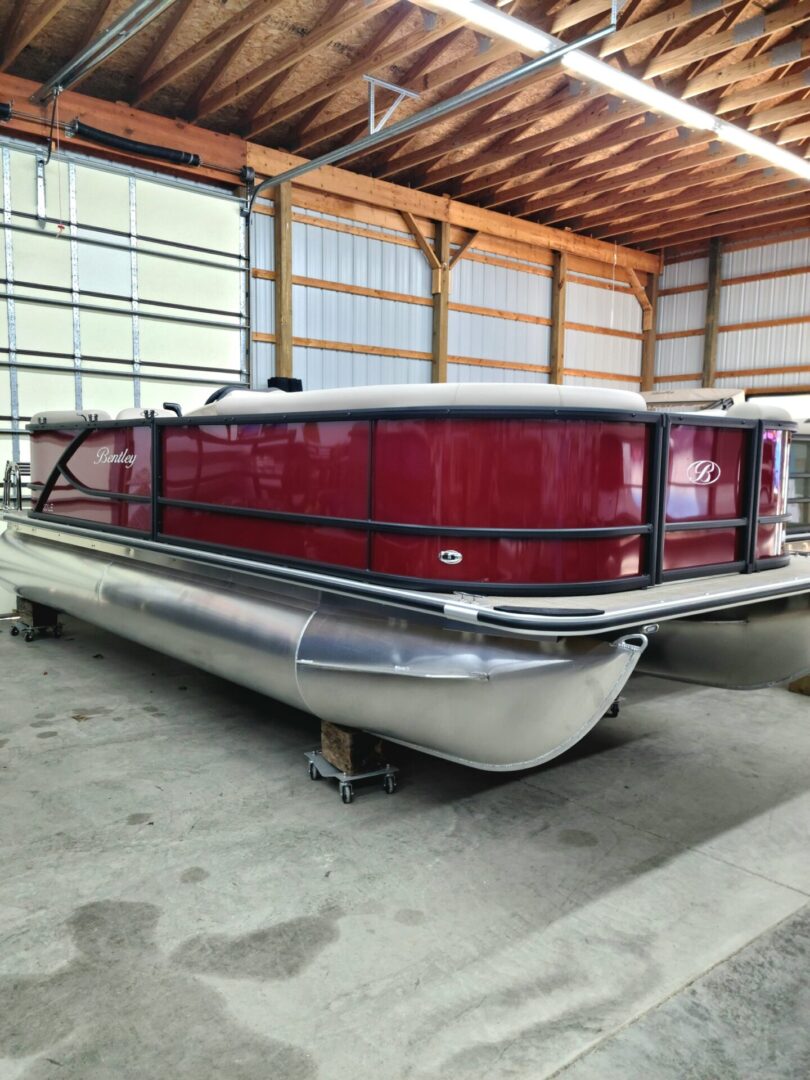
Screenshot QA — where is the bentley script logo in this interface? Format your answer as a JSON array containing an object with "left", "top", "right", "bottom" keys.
[
  {"left": 94, "top": 447, "right": 137, "bottom": 469},
  {"left": 686, "top": 459, "right": 721, "bottom": 485}
]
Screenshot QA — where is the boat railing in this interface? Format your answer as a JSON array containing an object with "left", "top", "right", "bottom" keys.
[{"left": 2, "top": 461, "right": 29, "bottom": 512}]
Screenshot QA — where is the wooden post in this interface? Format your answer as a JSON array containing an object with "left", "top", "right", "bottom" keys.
[
  {"left": 432, "top": 219, "right": 450, "bottom": 383},
  {"left": 640, "top": 268, "right": 659, "bottom": 393},
  {"left": 549, "top": 250, "right": 568, "bottom": 384},
  {"left": 273, "top": 180, "right": 293, "bottom": 379},
  {"left": 702, "top": 237, "right": 722, "bottom": 388}
]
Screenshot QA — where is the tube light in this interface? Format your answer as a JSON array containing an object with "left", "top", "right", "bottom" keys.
[{"left": 421, "top": 0, "right": 810, "bottom": 181}]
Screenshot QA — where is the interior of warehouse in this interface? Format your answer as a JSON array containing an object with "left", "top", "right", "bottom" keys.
[{"left": 1, "top": 1, "right": 809, "bottom": 1077}]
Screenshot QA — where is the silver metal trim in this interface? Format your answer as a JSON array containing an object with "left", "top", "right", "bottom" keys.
[
  {"left": 68, "top": 161, "right": 83, "bottom": 410},
  {"left": 129, "top": 175, "right": 141, "bottom": 408},
  {"left": 3, "top": 513, "right": 810, "bottom": 637},
  {"left": 2, "top": 147, "right": 19, "bottom": 462}
]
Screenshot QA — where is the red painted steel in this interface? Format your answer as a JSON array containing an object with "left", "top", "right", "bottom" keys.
[
  {"left": 27, "top": 412, "right": 791, "bottom": 588},
  {"left": 161, "top": 507, "right": 367, "bottom": 568},
  {"left": 373, "top": 419, "right": 649, "bottom": 527},
  {"left": 32, "top": 427, "right": 152, "bottom": 533},
  {"left": 161, "top": 422, "right": 369, "bottom": 519},
  {"left": 662, "top": 424, "right": 746, "bottom": 572},
  {"left": 371, "top": 534, "right": 644, "bottom": 584}
]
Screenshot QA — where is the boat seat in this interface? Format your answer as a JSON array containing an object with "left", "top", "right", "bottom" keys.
[
  {"left": 724, "top": 402, "right": 793, "bottom": 421},
  {"left": 116, "top": 407, "right": 176, "bottom": 419},
  {"left": 186, "top": 382, "right": 648, "bottom": 418},
  {"left": 30, "top": 409, "right": 111, "bottom": 425}
]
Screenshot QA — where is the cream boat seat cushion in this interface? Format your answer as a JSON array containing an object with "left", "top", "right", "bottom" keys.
[
  {"left": 116, "top": 408, "right": 176, "bottom": 419},
  {"left": 30, "top": 409, "right": 111, "bottom": 425},
  {"left": 187, "top": 382, "right": 648, "bottom": 418}
]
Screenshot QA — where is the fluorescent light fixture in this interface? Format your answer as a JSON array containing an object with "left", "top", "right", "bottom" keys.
[{"left": 421, "top": 0, "right": 810, "bottom": 181}]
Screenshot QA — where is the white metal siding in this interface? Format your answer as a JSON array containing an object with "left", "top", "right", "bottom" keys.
[
  {"left": 656, "top": 241, "right": 810, "bottom": 389},
  {"left": 0, "top": 138, "right": 246, "bottom": 474}
]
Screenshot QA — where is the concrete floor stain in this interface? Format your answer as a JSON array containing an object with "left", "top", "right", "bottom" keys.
[{"left": 0, "top": 900, "right": 321, "bottom": 1078}]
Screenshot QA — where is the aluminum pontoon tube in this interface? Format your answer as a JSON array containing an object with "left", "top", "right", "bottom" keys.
[
  {"left": 638, "top": 593, "right": 810, "bottom": 690},
  {"left": 0, "top": 524, "right": 646, "bottom": 771}
]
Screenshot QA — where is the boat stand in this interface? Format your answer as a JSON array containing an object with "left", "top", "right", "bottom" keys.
[
  {"left": 6, "top": 599, "right": 62, "bottom": 643},
  {"left": 305, "top": 750, "right": 399, "bottom": 805}
]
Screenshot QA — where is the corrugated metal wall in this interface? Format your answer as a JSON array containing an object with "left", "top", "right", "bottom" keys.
[
  {"left": 250, "top": 195, "right": 644, "bottom": 391},
  {"left": 655, "top": 237, "right": 810, "bottom": 391},
  {"left": 0, "top": 137, "right": 247, "bottom": 475}
]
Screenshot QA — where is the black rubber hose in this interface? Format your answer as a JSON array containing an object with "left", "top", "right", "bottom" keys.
[
  {"left": 0, "top": 103, "right": 11, "bottom": 122},
  {"left": 71, "top": 120, "right": 201, "bottom": 166}
]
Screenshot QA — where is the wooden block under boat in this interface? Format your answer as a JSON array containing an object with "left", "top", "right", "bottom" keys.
[
  {"left": 320, "top": 720, "right": 384, "bottom": 775},
  {"left": 789, "top": 676, "right": 810, "bottom": 697}
]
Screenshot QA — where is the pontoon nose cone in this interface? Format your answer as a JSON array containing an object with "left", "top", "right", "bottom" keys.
[{"left": 296, "top": 612, "right": 648, "bottom": 770}]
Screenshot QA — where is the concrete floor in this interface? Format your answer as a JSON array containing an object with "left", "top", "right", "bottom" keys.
[{"left": 1, "top": 615, "right": 809, "bottom": 1080}]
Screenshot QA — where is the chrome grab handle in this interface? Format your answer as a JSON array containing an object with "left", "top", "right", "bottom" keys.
[{"left": 2, "top": 461, "right": 29, "bottom": 511}]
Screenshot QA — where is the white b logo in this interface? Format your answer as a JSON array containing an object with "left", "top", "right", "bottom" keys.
[{"left": 687, "top": 460, "right": 721, "bottom": 485}]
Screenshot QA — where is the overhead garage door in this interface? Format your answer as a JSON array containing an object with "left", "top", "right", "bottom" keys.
[{"left": 0, "top": 140, "right": 247, "bottom": 479}]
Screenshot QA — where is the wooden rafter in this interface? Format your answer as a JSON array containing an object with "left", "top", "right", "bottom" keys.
[
  {"left": 586, "top": 173, "right": 800, "bottom": 239},
  {"left": 378, "top": 78, "right": 600, "bottom": 180},
  {"left": 645, "top": 1, "right": 810, "bottom": 80},
  {"left": 183, "top": 27, "right": 254, "bottom": 120},
  {"left": 197, "top": 0, "right": 402, "bottom": 121},
  {"left": 1, "top": 0, "right": 71, "bottom": 71},
  {"left": 716, "top": 67, "right": 810, "bottom": 113},
  {"left": 134, "top": 0, "right": 287, "bottom": 106},
  {"left": 748, "top": 95, "right": 810, "bottom": 130},
  {"left": 75, "top": 0, "right": 117, "bottom": 53},
  {"left": 683, "top": 24, "right": 810, "bottom": 98},
  {"left": 134, "top": 0, "right": 197, "bottom": 90},
  {"left": 481, "top": 123, "right": 697, "bottom": 210},
  {"left": 247, "top": 9, "right": 462, "bottom": 139},
  {"left": 289, "top": 1, "right": 418, "bottom": 149},
  {"left": 290, "top": 22, "right": 516, "bottom": 153},
  {"left": 600, "top": 0, "right": 739, "bottom": 58},
  {"left": 551, "top": 0, "right": 613, "bottom": 35}
]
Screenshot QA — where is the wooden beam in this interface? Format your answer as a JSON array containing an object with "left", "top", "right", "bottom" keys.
[
  {"left": 645, "top": 1, "right": 810, "bottom": 79},
  {"left": 247, "top": 11, "right": 462, "bottom": 139},
  {"left": 625, "top": 188, "right": 810, "bottom": 248},
  {"left": 525, "top": 141, "right": 731, "bottom": 219},
  {"left": 702, "top": 238, "right": 722, "bottom": 389},
  {"left": 0, "top": 70, "right": 659, "bottom": 277},
  {"left": 197, "top": 0, "right": 400, "bottom": 120},
  {"left": 134, "top": 0, "right": 196, "bottom": 89},
  {"left": 422, "top": 99, "right": 648, "bottom": 193},
  {"left": 376, "top": 77, "right": 592, "bottom": 181},
  {"left": 589, "top": 174, "right": 801, "bottom": 240},
  {"left": 432, "top": 220, "right": 450, "bottom": 383},
  {"left": 778, "top": 118, "right": 810, "bottom": 144},
  {"left": 290, "top": 1, "right": 418, "bottom": 150},
  {"left": 449, "top": 230, "right": 480, "bottom": 269},
  {"left": 183, "top": 27, "right": 253, "bottom": 119},
  {"left": 246, "top": 142, "right": 660, "bottom": 273},
  {"left": 134, "top": 0, "right": 286, "bottom": 106},
  {"left": 401, "top": 212, "right": 441, "bottom": 270},
  {"left": 484, "top": 124, "right": 695, "bottom": 211},
  {"left": 1, "top": 0, "right": 71, "bottom": 71},
  {"left": 74, "top": 0, "right": 117, "bottom": 53},
  {"left": 273, "top": 182, "right": 294, "bottom": 380},
  {"left": 549, "top": 251, "right": 568, "bottom": 385},
  {"left": 749, "top": 96, "right": 810, "bottom": 131},
  {"left": 600, "top": 0, "right": 737, "bottom": 58},
  {"left": 640, "top": 268, "right": 659, "bottom": 392},
  {"left": 716, "top": 68, "right": 810, "bottom": 114},
  {"left": 552, "top": 0, "right": 613, "bottom": 34},
  {"left": 683, "top": 26, "right": 810, "bottom": 98}
]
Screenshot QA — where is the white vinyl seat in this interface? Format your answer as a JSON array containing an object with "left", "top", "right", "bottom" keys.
[
  {"left": 30, "top": 409, "right": 111, "bottom": 425},
  {"left": 116, "top": 407, "right": 176, "bottom": 420},
  {"left": 186, "top": 382, "right": 648, "bottom": 418}
]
